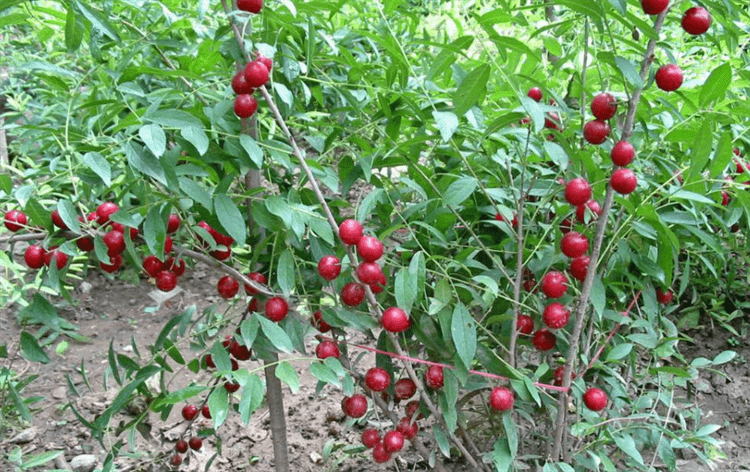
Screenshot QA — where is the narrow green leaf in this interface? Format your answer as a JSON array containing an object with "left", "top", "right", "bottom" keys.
[
  {"left": 712, "top": 350, "right": 736, "bottom": 365},
  {"left": 493, "top": 436, "right": 512, "bottom": 472},
  {"left": 82, "top": 152, "right": 112, "bottom": 186},
  {"left": 238, "top": 373, "right": 264, "bottom": 424},
  {"left": 57, "top": 199, "right": 81, "bottom": 233},
  {"left": 239, "top": 135, "right": 264, "bottom": 169},
  {"left": 443, "top": 176, "right": 477, "bottom": 207},
  {"left": 208, "top": 384, "right": 229, "bottom": 428},
  {"left": 451, "top": 304, "right": 477, "bottom": 370},
  {"left": 275, "top": 361, "right": 299, "bottom": 393},
  {"left": 310, "top": 361, "right": 340, "bottom": 387},
  {"left": 214, "top": 194, "right": 246, "bottom": 245},
  {"left": 432, "top": 111, "right": 459, "bottom": 142},
  {"left": 143, "top": 205, "right": 167, "bottom": 260},
  {"left": 395, "top": 267, "right": 417, "bottom": 313},
  {"left": 700, "top": 62, "right": 731, "bottom": 107},
  {"left": 427, "top": 35, "right": 474, "bottom": 81},
  {"left": 146, "top": 110, "right": 202, "bottom": 129},
  {"left": 454, "top": 64, "right": 490, "bottom": 115},
  {"left": 20, "top": 331, "right": 50, "bottom": 364},
  {"left": 18, "top": 450, "right": 64, "bottom": 468},
  {"left": 257, "top": 315, "right": 293, "bottom": 353},
  {"left": 614, "top": 433, "right": 644, "bottom": 465},
  {"left": 108, "top": 340, "right": 122, "bottom": 386},
  {"left": 139, "top": 124, "right": 166, "bottom": 157},
  {"left": 606, "top": 343, "right": 633, "bottom": 361},
  {"left": 688, "top": 119, "right": 714, "bottom": 179},
  {"left": 180, "top": 126, "right": 209, "bottom": 156},
  {"left": 179, "top": 178, "right": 212, "bottom": 210},
  {"left": 615, "top": 56, "right": 643, "bottom": 89},
  {"left": 606, "top": 0, "right": 626, "bottom": 15},
  {"left": 75, "top": 1, "right": 120, "bottom": 40},
  {"left": 65, "top": 5, "right": 83, "bottom": 52},
  {"left": 277, "top": 249, "right": 295, "bottom": 297}
]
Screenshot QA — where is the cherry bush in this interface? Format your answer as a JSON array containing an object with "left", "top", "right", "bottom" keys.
[{"left": 2, "top": 0, "right": 749, "bottom": 471}]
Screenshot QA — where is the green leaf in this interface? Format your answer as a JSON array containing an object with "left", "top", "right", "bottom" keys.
[
  {"left": 20, "top": 331, "right": 50, "bottom": 364},
  {"left": 82, "top": 152, "right": 111, "bottom": 186},
  {"left": 239, "top": 135, "right": 264, "bottom": 169},
  {"left": 606, "top": 343, "right": 633, "bottom": 361},
  {"left": 139, "top": 124, "right": 166, "bottom": 157},
  {"left": 75, "top": 1, "right": 120, "bottom": 40},
  {"left": 214, "top": 194, "right": 246, "bottom": 245},
  {"left": 150, "top": 385, "right": 206, "bottom": 411},
  {"left": 179, "top": 178, "right": 212, "bottom": 210},
  {"left": 712, "top": 350, "right": 736, "bottom": 365},
  {"left": 65, "top": 5, "right": 83, "bottom": 52},
  {"left": 273, "top": 83, "right": 294, "bottom": 106},
  {"left": 451, "top": 304, "right": 477, "bottom": 370},
  {"left": 310, "top": 361, "right": 340, "bottom": 387},
  {"left": 606, "top": 0, "right": 626, "bottom": 15},
  {"left": 18, "top": 450, "right": 64, "bottom": 469},
  {"left": 590, "top": 276, "right": 606, "bottom": 316},
  {"left": 146, "top": 110, "right": 203, "bottom": 129},
  {"left": 709, "top": 132, "right": 734, "bottom": 178},
  {"left": 208, "top": 384, "right": 229, "bottom": 428},
  {"left": 615, "top": 56, "right": 643, "bottom": 89},
  {"left": 432, "top": 111, "right": 459, "bottom": 142},
  {"left": 238, "top": 373, "right": 264, "bottom": 424},
  {"left": 180, "top": 126, "right": 209, "bottom": 156},
  {"left": 143, "top": 205, "right": 167, "bottom": 260},
  {"left": 443, "top": 176, "right": 477, "bottom": 207},
  {"left": 277, "top": 249, "right": 295, "bottom": 297},
  {"left": 614, "top": 433, "right": 644, "bottom": 465},
  {"left": 454, "top": 64, "right": 490, "bottom": 115},
  {"left": 427, "top": 36, "right": 474, "bottom": 80},
  {"left": 257, "top": 315, "right": 293, "bottom": 353},
  {"left": 687, "top": 118, "right": 714, "bottom": 179},
  {"left": 492, "top": 436, "right": 512, "bottom": 472},
  {"left": 56, "top": 199, "right": 80, "bottom": 233},
  {"left": 502, "top": 414, "right": 518, "bottom": 457},
  {"left": 275, "top": 361, "right": 299, "bottom": 393},
  {"left": 395, "top": 267, "right": 418, "bottom": 313},
  {"left": 108, "top": 340, "right": 122, "bottom": 386},
  {"left": 434, "top": 426, "right": 451, "bottom": 458},
  {"left": 700, "top": 62, "right": 731, "bottom": 107}
]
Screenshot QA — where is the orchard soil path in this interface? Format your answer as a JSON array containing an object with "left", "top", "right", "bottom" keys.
[{"left": 1, "top": 266, "right": 750, "bottom": 471}]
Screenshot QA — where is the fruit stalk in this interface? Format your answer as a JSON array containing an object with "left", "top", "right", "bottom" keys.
[{"left": 549, "top": 9, "right": 668, "bottom": 462}]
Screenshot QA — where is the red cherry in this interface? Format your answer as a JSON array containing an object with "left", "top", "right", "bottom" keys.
[
  {"left": 231, "top": 70, "right": 255, "bottom": 95},
  {"left": 201, "top": 404, "right": 211, "bottom": 418},
  {"left": 155, "top": 270, "right": 178, "bottom": 292},
  {"left": 224, "top": 381, "right": 240, "bottom": 393},
  {"left": 382, "top": 430, "right": 404, "bottom": 453},
  {"left": 393, "top": 378, "right": 417, "bottom": 401},
  {"left": 175, "top": 440, "right": 188, "bottom": 453},
  {"left": 217, "top": 276, "right": 240, "bottom": 299},
  {"left": 489, "top": 386, "right": 515, "bottom": 412},
  {"left": 189, "top": 437, "right": 203, "bottom": 450},
  {"left": 167, "top": 214, "right": 181, "bottom": 233},
  {"left": 532, "top": 329, "right": 557, "bottom": 351},
  {"left": 544, "top": 113, "right": 561, "bottom": 131},
  {"left": 559, "top": 218, "right": 573, "bottom": 234},
  {"left": 341, "top": 282, "right": 366, "bottom": 307},
  {"left": 396, "top": 416, "right": 419, "bottom": 440},
  {"left": 230, "top": 340, "right": 252, "bottom": 361},
  {"left": 24, "top": 245, "right": 46, "bottom": 269},
  {"left": 311, "top": 310, "right": 332, "bottom": 333},
  {"left": 372, "top": 442, "right": 391, "bottom": 463},
  {"left": 576, "top": 199, "right": 602, "bottom": 223},
  {"left": 611, "top": 140, "right": 636, "bottom": 167},
  {"left": 722, "top": 190, "right": 730, "bottom": 206},
  {"left": 356, "top": 261, "right": 383, "bottom": 285},
  {"left": 656, "top": 288, "right": 673, "bottom": 304},
  {"left": 553, "top": 366, "right": 576, "bottom": 386},
  {"left": 317, "top": 255, "right": 341, "bottom": 281},
  {"left": 100, "top": 254, "right": 123, "bottom": 273},
  {"left": 516, "top": 314, "right": 534, "bottom": 335},
  {"left": 181, "top": 404, "right": 199, "bottom": 421},
  {"left": 338, "top": 219, "right": 363, "bottom": 245},
  {"left": 315, "top": 340, "right": 340, "bottom": 359},
  {"left": 164, "top": 257, "right": 185, "bottom": 276},
  {"left": 361, "top": 429, "right": 380, "bottom": 449},
  {"left": 255, "top": 53, "right": 273, "bottom": 72},
  {"left": 370, "top": 271, "right": 387, "bottom": 294},
  {"left": 541, "top": 271, "right": 568, "bottom": 298},
  {"left": 204, "top": 354, "right": 216, "bottom": 369},
  {"left": 425, "top": 365, "right": 444, "bottom": 390},
  {"left": 103, "top": 230, "right": 125, "bottom": 256},
  {"left": 44, "top": 249, "right": 69, "bottom": 270},
  {"left": 247, "top": 297, "right": 261, "bottom": 313},
  {"left": 641, "top": 0, "right": 668, "bottom": 15},
  {"left": 569, "top": 255, "right": 590, "bottom": 282},
  {"left": 381, "top": 307, "right": 410, "bottom": 333},
  {"left": 405, "top": 400, "right": 423, "bottom": 420},
  {"left": 265, "top": 297, "right": 289, "bottom": 322},
  {"left": 237, "top": 0, "right": 263, "bottom": 13},
  {"left": 342, "top": 394, "right": 368, "bottom": 418},
  {"left": 583, "top": 120, "right": 611, "bottom": 145},
  {"left": 3, "top": 210, "right": 27, "bottom": 232},
  {"left": 611, "top": 168, "right": 638, "bottom": 194},
  {"left": 76, "top": 237, "right": 95, "bottom": 252},
  {"left": 583, "top": 387, "right": 608, "bottom": 411},
  {"left": 170, "top": 454, "right": 182, "bottom": 466},
  {"left": 590, "top": 93, "right": 617, "bottom": 120},
  {"left": 365, "top": 367, "right": 391, "bottom": 392},
  {"left": 110, "top": 222, "right": 138, "bottom": 240},
  {"left": 357, "top": 236, "right": 384, "bottom": 262},
  {"left": 527, "top": 87, "right": 542, "bottom": 102},
  {"left": 564, "top": 178, "right": 592, "bottom": 206},
  {"left": 655, "top": 64, "right": 683, "bottom": 92},
  {"left": 243, "top": 61, "right": 269, "bottom": 88},
  {"left": 95, "top": 202, "right": 119, "bottom": 225},
  {"left": 244, "top": 272, "right": 267, "bottom": 295},
  {"left": 234, "top": 94, "right": 258, "bottom": 118},
  {"left": 51, "top": 209, "right": 68, "bottom": 230},
  {"left": 682, "top": 6, "right": 711, "bottom": 35},
  {"left": 543, "top": 302, "right": 571, "bottom": 329},
  {"left": 561, "top": 231, "right": 589, "bottom": 258}
]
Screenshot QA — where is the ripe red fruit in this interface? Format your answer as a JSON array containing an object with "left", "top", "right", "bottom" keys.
[
  {"left": 722, "top": 190, "right": 730, "bottom": 206},
  {"left": 51, "top": 209, "right": 68, "bottom": 230},
  {"left": 244, "top": 61, "right": 269, "bottom": 88},
  {"left": 527, "top": 87, "right": 542, "bottom": 102},
  {"left": 230, "top": 341, "right": 252, "bottom": 361},
  {"left": 682, "top": 6, "right": 711, "bottom": 35},
  {"left": 170, "top": 454, "right": 182, "bottom": 466},
  {"left": 576, "top": 199, "right": 602, "bottom": 223},
  {"left": 553, "top": 366, "right": 576, "bottom": 386},
  {"left": 583, "top": 387, "right": 608, "bottom": 411},
  {"left": 611, "top": 168, "right": 638, "bottom": 194},
  {"left": 365, "top": 367, "right": 391, "bottom": 392},
  {"left": 234, "top": 94, "right": 258, "bottom": 118},
  {"left": 641, "top": 0, "right": 668, "bottom": 15},
  {"left": 255, "top": 53, "right": 273, "bottom": 72},
  {"left": 342, "top": 394, "right": 368, "bottom": 418},
  {"left": 201, "top": 404, "right": 211, "bottom": 418},
  {"left": 370, "top": 271, "right": 387, "bottom": 294},
  {"left": 357, "top": 236, "right": 384, "bottom": 262},
  {"left": 95, "top": 202, "right": 119, "bottom": 225},
  {"left": 44, "top": 249, "right": 69, "bottom": 270},
  {"left": 611, "top": 140, "right": 635, "bottom": 166},
  {"left": 217, "top": 276, "right": 240, "bottom": 299},
  {"left": 361, "top": 429, "right": 380, "bottom": 449},
  {"left": 425, "top": 365, "right": 444, "bottom": 390},
  {"left": 181, "top": 404, "right": 199, "bottom": 421},
  {"left": 489, "top": 386, "right": 515, "bottom": 412},
  {"left": 564, "top": 178, "right": 592, "bottom": 206},
  {"left": 382, "top": 430, "right": 404, "bottom": 453},
  {"left": 583, "top": 120, "right": 611, "bottom": 145},
  {"left": 265, "top": 297, "right": 289, "bottom": 322},
  {"left": 110, "top": 222, "right": 138, "bottom": 239},
  {"left": 559, "top": 218, "right": 573, "bottom": 234},
  {"left": 356, "top": 261, "right": 383, "bottom": 285},
  {"left": 656, "top": 288, "right": 673, "bottom": 304},
  {"left": 244, "top": 272, "right": 267, "bottom": 295},
  {"left": 372, "top": 442, "right": 391, "bottom": 463},
  {"left": 397, "top": 416, "right": 419, "bottom": 440},
  {"left": 164, "top": 257, "right": 185, "bottom": 276},
  {"left": 175, "top": 440, "right": 188, "bottom": 453},
  {"left": 103, "top": 230, "right": 125, "bottom": 256},
  {"left": 311, "top": 310, "right": 332, "bottom": 332},
  {"left": 24, "top": 245, "right": 46, "bottom": 269},
  {"left": 516, "top": 314, "right": 534, "bottom": 335},
  {"left": 590, "top": 93, "right": 617, "bottom": 120},
  {"left": 3, "top": 210, "right": 27, "bottom": 232},
  {"left": 561, "top": 231, "right": 589, "bottom": 258},
  {"left": 381, "top": 307, "right": 410, "bottom": 333},
  {"left": 247, "top": 297, "right": 261, "bottom": 313},
  {"left": 315, "top": 340, "right": 340, "bottom": 359},
  {"left": 405, "top": 400, "right": 422, "bottom": 420},
  {"left": 655, "top": 64, "right": 683, "bottom": 92},
  {"left": 237, "top": 0, "right": 263, "bottom": 13},
  {"left": 224, "top": 381, "right": 240, "bottom": 393},
  {"left": 231, "top": 70, "right": 255, "bottom": 95},
  {"left": 569, "top": 255, "right": 590, "bottom": 282},
  {"left": 341, "top": 282, "right": 366, "bottom": 307},
  {"left": 394, "top": 378, "right": 417, "bottom": 401},
  {"left": 204, "top": 354, "right": 216, "bottom": 369},
  {"left": 189, "top": 437, "right": 203, "bottom": 450},
  {"left": 541, "top": 271, "right": 568, "bottom": 298},
  {"left": 543, "top": 302, "right": 571, "bottom": 329},
  {"left": 76, "top": 237, "right": 95, "bottom": 252},
  {"left": 167, "top": 214, "right": 181, "bottom": 233},
  {"left": 156, "top": 270, "right": 178, "bottom": 292},
  {"left": 532, "top": 329, "right": 557, "bottom": 351},
  {"left": 545, "top": 113, "right": 561, "bottom": 131},
  {"left": 317, "top": 255, "right": 341, "bottom": 281},
  {"left": 100, "top": 254, "right": 123, "bottom": 273},
  {"left": 338, "top": 219, "right": 363, "bottom": 245}
]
